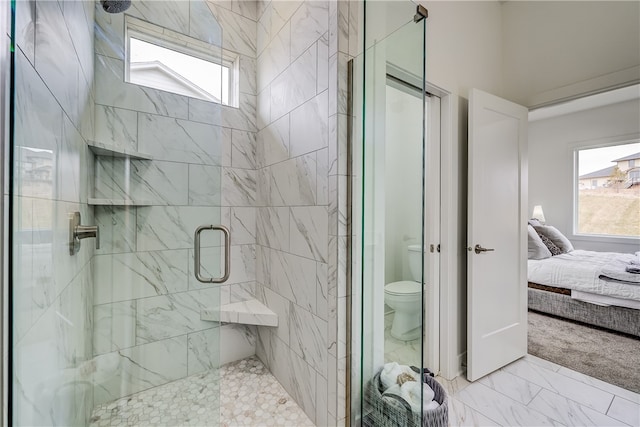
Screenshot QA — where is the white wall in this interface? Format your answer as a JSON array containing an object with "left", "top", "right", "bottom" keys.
[
  {"left": 529, "top": 98, "right": 640, "bottom": 253},
  {"left": 425, "top": 1, "right": 504, "bottom": 99},
  {"left": 384, "top": 85, "right": 424, "bottom": 284}
]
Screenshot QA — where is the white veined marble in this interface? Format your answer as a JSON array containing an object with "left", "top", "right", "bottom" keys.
[
  {"left": 529, "top": 389, "right": 628, "bottom": 426},
  {"left": 270, "top": 154, "right": 318, "bottom": 206},
  {"left": 137, "top": 113, "right": 225, "bottom": 166},
  {"left": 222, "top": 167, "right": 257, "bottom": 206},
  {"left": 290, "top": 206, "right": 329, "bottom": 262},
  {"left": 270, "top": 44, "right": 317, "bottom": 120},
  {"left": 189, "top": 0, "right": 222, "bottom": 46},
  {"left": 608, "top": 396, "right": 640, "bottom": 426},
  {"left": 188, "top": 164, "right": 223, "bottom": 205},
  {"left": 94, "top": 158, "right": 189, "bottom": 206},
  {"left": 93, "top": 249, "right": 190, "bottom": 305},
  {"left": 257, "top": 207, "right": 290, "bottom": 251},
  {"left": 290, "top": 91, "right": 330, "bottom": 157},
  {"left": 258, "top": 113, "right": 290, "bottom": 167},
  {"left": 94, "top": 105, "right": 138, "bottom": 150},
  {"left": 503, "top": 357, "right": 615, "bottom": 413},
  {"left": 206, "top": 2, "right": 256, "bottom": 56},
  {"left": 256, "top": 284, "right": 291, "bottom": 342},
  {"left": 201, "top": 298, "right": 278, "bottom": 327},
  {"left": 257, "top": 19, "right": 291, "bottom": 92},
  {"left": 231, "top": 130, "right": 258, "bottom": 169},
  {"left": 135, "top": 205, "right": 222, "bottom": 251},
  {"left": 444, "top": 355, "right": 640, "bottom": 427},
  {"left": 290, "top": 0, "right": 329, "bottom": 60},
  {"left": 95, "top": 55, "right": 189, "bottom": 119},
  {"left": 259, "top": 329, "right": 317, "bottom": 422},
  {"left": 289, "top": 302, "right": 328, "bottom": 378},
  {"left": 135, "top": 287, "right": 221, "bottom": 343},
  {"left": 269, "top": 248, "right": 317, "bottom": 313},
  {"left": 230, "top": 207, "right": 257, "bottom": 245}
]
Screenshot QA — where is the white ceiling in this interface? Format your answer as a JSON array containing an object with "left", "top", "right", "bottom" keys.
[{"left": 528, "top": 84, "right": 640, "bottom": 122}]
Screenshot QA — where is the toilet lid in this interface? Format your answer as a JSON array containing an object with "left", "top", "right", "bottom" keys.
[{"left": 385, "top": 280, "right": 421, "bottom": 295}]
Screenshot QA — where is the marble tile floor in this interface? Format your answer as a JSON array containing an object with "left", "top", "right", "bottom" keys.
[
  {"left": 89, "top": 356, "right": 314, "bottom": 427},
  {"left": 383, "top": 312, "right": 421, "bottom": 367},
  {"left": 442, "top": 354, "right": 640, "bottom": 427}
]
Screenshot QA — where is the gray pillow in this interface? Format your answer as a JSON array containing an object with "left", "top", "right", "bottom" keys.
[
  {"left": 533, "top": 225, "right": 574, "bottom": 253},
  {"left": 528, "top": 225, "right": 552, "bottom": 260},
  {"left": 537, "top": 232, "right": 562, "bottom": 256}
]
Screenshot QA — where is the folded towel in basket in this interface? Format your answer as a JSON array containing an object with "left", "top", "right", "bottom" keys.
[
  {"left": 424, "top": 400, "right": 440, "bottom": 411},
  {"left": 400, "top": 380, "right": 436, "bottom": 413},
  {"left": 380, "top": 362, "right": 419, "bottom": 390}
]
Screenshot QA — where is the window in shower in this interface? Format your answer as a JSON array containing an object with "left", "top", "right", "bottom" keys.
[{"left": 125, "top": 18, "right": 237, "bottom": 106}]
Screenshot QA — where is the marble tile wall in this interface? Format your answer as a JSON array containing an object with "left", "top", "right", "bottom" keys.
[
  {"left": 12, "top": 0, "right": 96, "bottom": 425},
  {"left": 253, "top": 1, "right": 356, "bottom": 425},
  {"left": 91, "top": 0, "right": 259, "bottom": 406}
]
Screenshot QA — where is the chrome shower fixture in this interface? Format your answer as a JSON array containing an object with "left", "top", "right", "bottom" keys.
[{"left": 100, "top": 0, "right": 131, "bottom": 14}]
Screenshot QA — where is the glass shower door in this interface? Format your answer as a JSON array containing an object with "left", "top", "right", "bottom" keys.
[
  {"left": 9, "top": 1, "right": 225, "bottom": 425},
  {"left": 351, "top": 1, "right": 438, "bottom": 425}
]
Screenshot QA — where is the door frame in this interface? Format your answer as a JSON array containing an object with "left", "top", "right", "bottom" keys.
[
  {"left": 428, "top": 83, "right": 467, "bottom": 381},
  {"left": 1, "top": 0, "right": 10, "bottom": 423}
]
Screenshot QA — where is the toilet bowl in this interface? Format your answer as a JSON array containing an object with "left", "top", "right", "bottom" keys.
[{"left": 384, "top": 244, "right": 423, "bottom": 341}]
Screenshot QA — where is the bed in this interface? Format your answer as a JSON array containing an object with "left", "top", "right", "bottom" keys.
[{"left": 527, "top": 225, "right": 640, "bottom": 337}]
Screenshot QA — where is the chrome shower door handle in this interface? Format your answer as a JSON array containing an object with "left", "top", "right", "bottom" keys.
[{"left": 194, "top": 225, "right": 231, "bottom": 283}]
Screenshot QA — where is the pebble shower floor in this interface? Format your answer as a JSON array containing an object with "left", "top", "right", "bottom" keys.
[{"left": 89, "top": 357, "right": 314, "bottom": 426}]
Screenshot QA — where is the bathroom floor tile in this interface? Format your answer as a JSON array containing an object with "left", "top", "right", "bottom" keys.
[
  {"left": 383, "top": 312, "right": 421, "bottom": 366},
  {"left": 89, "top": 356, "right": 313, "bottom": 427}
]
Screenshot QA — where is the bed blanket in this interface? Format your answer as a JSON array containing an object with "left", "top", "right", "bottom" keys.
[
  {"left": 599, "top": 262, "right": 640, "bottom": 285},
  {"left": 528, "top": 250, "right": 640, "bottom": 302}
]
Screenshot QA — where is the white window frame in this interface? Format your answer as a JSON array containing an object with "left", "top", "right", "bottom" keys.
[
  {"left": 124, "top": 16, "right": 239, "bottom": 107},
  {"left": 572, "top": 137, "right": 640, "bottom": 243}
]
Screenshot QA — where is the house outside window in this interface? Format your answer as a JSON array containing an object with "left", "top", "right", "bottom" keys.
[
  {"left": 575, "top": 142, "right": 640, "bottom": 238},
  {"left": 125, "top": 17, "right": 238, "bottom": 107}
]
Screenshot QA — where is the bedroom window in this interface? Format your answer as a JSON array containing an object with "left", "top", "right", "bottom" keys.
[
  {"left": 575, "top": 142, "right": 640, "bottom": 237},
  {"left": 125, "top": 17, "right": 238, "bottom": 107}
]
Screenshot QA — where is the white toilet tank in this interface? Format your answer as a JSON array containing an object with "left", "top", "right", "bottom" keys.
[{"left": 407, "top": 244, "right": 423, "bottom": 281}]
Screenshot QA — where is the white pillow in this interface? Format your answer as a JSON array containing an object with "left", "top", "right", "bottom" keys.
[
  {"left": 528, "top": 225, "right": 552, "bottom": 260},
  {"left": 533, "top": 225, "right": 574, "bottom": 253}
]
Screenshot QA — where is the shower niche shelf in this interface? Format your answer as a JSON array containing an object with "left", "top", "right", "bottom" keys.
[
  {"left": 88, "top": 198, "right": 153, "bottom": 206},
  {"left": 87, "top": 141, "right": 154, "bottom": 160},
  {"left": 87, "top": 141, "right": 155, "bottom": 207},
  {"left": 201, "top": 299, "right": 278, "bottom": 327}
]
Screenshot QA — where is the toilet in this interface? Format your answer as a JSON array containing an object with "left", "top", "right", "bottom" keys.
[{"left": 384, "top": 244, "right": 422, "bottom": 341}]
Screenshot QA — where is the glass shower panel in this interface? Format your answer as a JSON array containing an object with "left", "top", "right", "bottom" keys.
[
  {"left": 354, "top": 1, "right": 427, "bottom": 425},
  {"left": 10, "top": 1, "right": 224, "bottom": 425}
]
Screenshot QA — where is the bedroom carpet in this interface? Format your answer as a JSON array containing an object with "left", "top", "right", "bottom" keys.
[{"left": 528, "top": 310, "right": 640, "bottom": 393}]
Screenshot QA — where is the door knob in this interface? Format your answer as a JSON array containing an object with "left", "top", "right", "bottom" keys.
[{"left": 471, "top": 244, "right": 494, "bottom": 254}]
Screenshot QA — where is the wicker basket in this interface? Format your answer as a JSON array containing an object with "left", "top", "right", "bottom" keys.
[{"left": 364, "top": 371, "right": 448, "bottom": 427}]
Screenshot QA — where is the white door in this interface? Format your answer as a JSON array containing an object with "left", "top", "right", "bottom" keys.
[{"left": 467, "top": 89, "right": 528, "bottom": 382}]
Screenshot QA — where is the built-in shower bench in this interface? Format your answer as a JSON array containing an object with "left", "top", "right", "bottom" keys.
[{"left": 201, "top": 299, "right": 278, "bottom": 327}]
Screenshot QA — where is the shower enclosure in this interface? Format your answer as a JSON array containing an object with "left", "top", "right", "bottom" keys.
[
  {"left": 351, "top": 1, "right": 441, "bottom": 424},
  {"left": 9, "top": 0, "right": 226, "bottom": 424}
]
